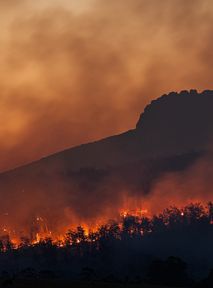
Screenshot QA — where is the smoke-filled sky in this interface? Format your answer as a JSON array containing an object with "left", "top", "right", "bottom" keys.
[{"left": 0, "top": 0, "right": 213, "bottom": 172}]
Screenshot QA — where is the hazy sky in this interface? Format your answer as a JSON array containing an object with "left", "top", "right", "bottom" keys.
[{"left": 0, "top": 0, "right": 213, "bottom": 172}]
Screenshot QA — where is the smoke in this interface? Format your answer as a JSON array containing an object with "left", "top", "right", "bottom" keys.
[
  {"left": 0, "top": 0, "right": 213, "bottom": 171},
  {"left": 0, "top": 150, "right": 212, "bottom": 240},
  {"left": 141, "top": 153, "right": 213, "bottom": 215},
  {"left": 1, "top": 0, "right": 213, "bottom": 238}
]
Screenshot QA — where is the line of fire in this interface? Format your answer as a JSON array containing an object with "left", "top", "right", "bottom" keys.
[{"left": 0, "top": 202, "right": 213, "bottom": 251}]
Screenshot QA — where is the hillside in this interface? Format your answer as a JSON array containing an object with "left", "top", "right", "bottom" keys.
[
  {"left": 0, "top": 89, "right": 212, "bottom": 226},
  {"left": 1, "top": 89, "right": 212, "bottom": 177}
]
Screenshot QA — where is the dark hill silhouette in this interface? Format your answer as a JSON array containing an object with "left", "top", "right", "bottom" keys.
[
  {"left": 0, "top": 89, "right": 212, "bottom": 224},
  {"left": 1, "top": 89, "right": 212, "bottom": 176}
]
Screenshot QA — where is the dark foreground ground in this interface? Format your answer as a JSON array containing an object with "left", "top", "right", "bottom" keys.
[{"left": 0, "top": 278, "right": 188, "bottom": 288}]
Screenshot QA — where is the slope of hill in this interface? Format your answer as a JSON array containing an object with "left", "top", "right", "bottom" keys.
[
  {"left": 1, "top": 89, "right": 212, "bottom": 177},
  {"left": 0, "top": 89, "right": 212, "bottom": 226}
]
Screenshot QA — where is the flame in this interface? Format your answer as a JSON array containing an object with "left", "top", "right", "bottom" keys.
[{"left": 0, "top": 197, "right": 212, "bottom": 250}]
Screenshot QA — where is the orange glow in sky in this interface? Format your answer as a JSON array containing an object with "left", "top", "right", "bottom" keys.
[{"left": 0, "top": 0, "right": 213, "bottom": 171}]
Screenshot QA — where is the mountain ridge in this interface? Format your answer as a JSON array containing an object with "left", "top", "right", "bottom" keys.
[
  {"left": 1, "top": 89, "right": 213, "bottom": 174},
  {"left": 1, "top": 89, "right": 213, "bottom": 178}
]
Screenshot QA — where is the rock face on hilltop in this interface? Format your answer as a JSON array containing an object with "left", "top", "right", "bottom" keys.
[{"left": 135, "top": 89, "right": 213, "bottom": 158}]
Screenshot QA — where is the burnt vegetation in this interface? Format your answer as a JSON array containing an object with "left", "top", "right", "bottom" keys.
[{"left": 0, "top": 203, "right": 213, "bottom": 286}]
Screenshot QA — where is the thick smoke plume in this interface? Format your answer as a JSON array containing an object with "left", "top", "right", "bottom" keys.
[
  {"left": 1, "top": 151, "right": 213, "bottom": 239},
  {"left": 0, "top": 0, "right": 213, "bottom": 171},
  {"left": 142, "top": 154, "right": 213, "bottom": 215}
]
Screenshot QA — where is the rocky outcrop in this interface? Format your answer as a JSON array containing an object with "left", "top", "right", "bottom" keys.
[{"left": 135, "top": 89, "right": 213, "bottom": 157}]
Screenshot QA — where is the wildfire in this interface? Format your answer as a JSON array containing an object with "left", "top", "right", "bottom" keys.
[
  {"left": 0, "top": 207, "right": 149, "bottom": 248},
  {"left": 120, "top": 208, "right": 148, "bottom": 218},
  {"left": 0, "top": 201, "right": 212, "bottom": 250}
]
